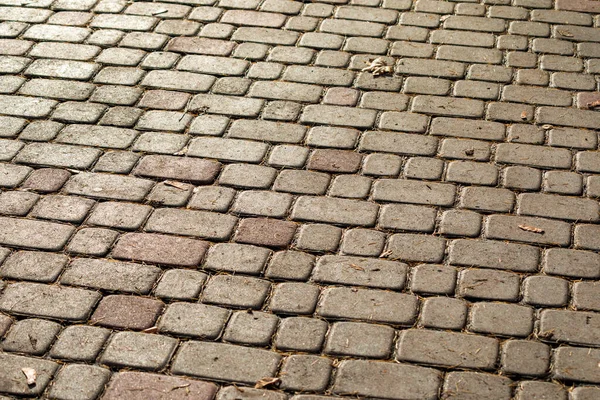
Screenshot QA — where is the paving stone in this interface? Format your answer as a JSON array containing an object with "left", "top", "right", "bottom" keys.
[
  {"left": 112, "top": 232, "right": 209, "bottom": 267},
  {"left": 2, "top": 318, "right": 61, "bottom": 355},
  {"left": 100, "top": 331, "right": 177, "bottom": 371},
  {"left": 64, "top": 172, "right": 154, "bottom": 201},
  {"left": 265, "top": 250, "right": 315, "bottom": 281},
  {"left": 571, "top": 386, "right": 600, "bottom": 400},
  {"left": 544, "top": 248, "right": 600, "bottom": 279},
  {"left": 231, "top": 190, "right": 292, "bottom": 218},
  {"left": 419, "top": 297, "right": 467, "bottom": 330},
  {"left": 48, "top": 364, "right": 111, "bottom": 400},
  {"left": 145, "top": 208, "right": 238, "bottom": 241},
  {"left": 458, "top": 268, "right": 521, "bottom": 302},
  {"left": 360, "top": 131, "right": 438, "bottom": 156},
  {"left": 333, "top": 360, "right": 441, "bottom": 400},
  {"left": 301, "top": 104, "right": 377, "bottom": 128},
  {"left": 553, "top": 346, "right": 600, "bottom": 383},
  {"left": 340, "top": 228, "right": 386, "bottom": 256},
  {"left": 430, "top": 117, "right": 505, "bottom": 141},
  {"left": 439, "top": 209, "right": 482, "bottom": 237},
  {"left": 202, "top": 275, "right": 270, "bottom": 309},
  {"left": 397, "top": 329, "right": 499, "bottom": 370},
  {"left": 373, "top": 179, "right": 456, "bottom": 206},
  {"left": 292, "top": 196, "right": 378, "bottom": 227},
  {"left": 384, "top": 233, "right": 446, "bottom": 263},
  {"left": 0, "top": 353, "right": 59, "bottom": 396},
  {"left": 91, "top": 295, "right": 163, "bottom": 330},
  {"left": 50, "top": 325, "right": 110, "bottom": 362},
  {"left": 0, "top": 250, "right": 67, "bottom": 283},
  {"left": 222, "top": 310, "right": 278, "bottom": 346},
  {"left": 485, "top": 215, "right": 572, "bottom": 246},
  {"left": 172, "top": 341, "right": 281, "bottom": 384},
  {"left": 442, "top": 372, "right": 512, "bottom": 400},
  {"left": 518, "top": 193, "right": 599, "bottom": 222},
  {"left": 158, "top": 302, "right": 230, "bottom": 339},
  {"left": 410, "top": 264, "right": 457, "bottom": 295},
  {"left": 469, "top": 302, "right": 534, "bottom": 337},
  {"left": 449, "top": 239, "right": 540, "bottom": 272},
  {"left": 279, "top": 355, "right": 331, "bottom": 392},
  {"left": 317, "top": 286, "right": 418, "bottom": 325},
  {"left": 540, "top": 310, "right": 600, "bottom": 346},
  {"left": 275, "top": 317, "right": 328, "bottom": 352},
  {"left": 0, "top": 216, "right": 74, "bottom": 251},
  {"left": 515, "top": 381, "right": 567, "bottom": 400},
  {"left": 313, "top": 255, "right": 406, "bottom": 289},
  {"left": 0, "top": 282, "right": 99, "bottom": 321},
  {"left": 295, "top": 224, "right": 341, "bottom": 252},
  {"left": 217, "top": 387, "right": 286, "bottom": 400},
  {"left": 102, "top": 372, "right": 218, "bottom": 400},
  {"left": 154, "top": 269, "right": 207, "bottom": 301},
  {"left": 61, "top": 258, "right": 159, "bottom": 294},
  {"left": 501, "top": 340, "right": 550, "bottom": 376},
  {"left": 0, "top": 191, "right": 39, "bottom": 216},
  {"left": 523, "top": 275, "right": 569, "bottom": 307},
  {"left": 269, "top": 282, "right": 319, "bottom": 315}
]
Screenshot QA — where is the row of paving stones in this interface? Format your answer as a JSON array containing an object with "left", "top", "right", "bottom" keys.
[{"left": 2, "top": 352, "right": 599, "bottom": 399}]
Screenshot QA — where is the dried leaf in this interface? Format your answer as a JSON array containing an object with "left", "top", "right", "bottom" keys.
[
  {"left": 518, "top": 224, "right": 544, "bottom": 234},
  {"left": 22, "top": 368, "right": 36, "bottom": 386},
  {"left": 380, "top": 250, "right": 393, "bottom": 258},
  {"left": 163, "top": 180, "right": 188, "bottom": 190},
  {"left": 362, "top": 57, "right": 394, "bottom": 76},
  {"left": 151, "top": 9, "right": 168, "bottom": 15},
  {"left": 586, "top": 99, "right": 600, "bottom": 109},
  {"left": 255, "top": 377, "right": 281, "bottom": 389},
  {"left": 464, "top": 149, "right": 474, "bottom": 156},
  {"left": 520, "top": 111, "right": 528, "bottom": 120},
  {"left": 557, "top": 29, "right": 573, "bottom": 37},
  {"left": 143, "top": 326, "right": 159, "bottom": 334},
  {"left": 348, "top": 263, "right": 364, "bottom": 271}
]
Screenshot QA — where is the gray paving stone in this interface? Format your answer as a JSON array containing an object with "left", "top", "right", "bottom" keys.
[
  {"left": 317, "top": 286, "right": 418, "bottom": 325},
  {"left": 222, "top": 310, "right": 278, "bottom": 346},
  {"left": 325, "top": 321, "right": 394, "bottom": 358},
  {"left": 100, "top": 331, "right": 177, "bottom": 371},
  {"left": 540, "top": 310, "right": 600, "bottom": 346},
  {"left": 273, "top": 318, "right": 327, "bottom": 357},
  {"left": 384, "top": 233, "right": 446, "bottom": 263},
  {"left": 458, "top": 268, "right": 521, "bottom": 302},
  {"left": 442, "top": 372, "right": 512, "bottom": 400},
  {"left": 419, "top": 297, "right": 467, "bottom": 330},
  {"left": 292, "top": 196, "right": 379, "bottom": 227},
  {"left": 333, "top": 360, "right": 441, "bottom": 400},
  {"left": 2, "top": 318, "right": 61, "bottom": 355},
  {"left": 485, "top": 215, "right": 572, "bottom": 246},
  {"left": 469, "top": 302, "right": 534, "bottom": 337},
  {"left": 50, "top": 325, "right": 111, "bottom": 362},
  {"left": 158, "top": 302, "right": 230, "bottom": 339},
  {"left": 64, "top": 172, "right": 154, "bottom": 201},
  {"left": 48, "top": 364, "right": 111, "bottom": 400},
  {"left": 501, "top": 340, "right": 550, "bottom": 377},
  {"left": 373, "top": 179, "right": 456, "bottom": 206},
  {"left": 312, "top": 255, "right": 407, "bottom": 289},
  {"left": 449, "top": 239, "right": 540, "bottom": 272},
  {"left": 202, "top": 275, "right": 270, "bottom": 309},
  {"left": 0, "top": 353, "right": 59, "bottom": 396},
  {"left": 61, "top": 258, "right": 160, "bottom": 294},
  {"left": 0, "top": 282, "right": 99, "bottom": 321},
  {"left": 397, "top": 329, "right": 499, "bottom": 369},
  {"left": 172, "top": 341, "right": 281, "bottom": 384},
  {"left": 553, "top": 346, "right": 600, "bottom": 383}
]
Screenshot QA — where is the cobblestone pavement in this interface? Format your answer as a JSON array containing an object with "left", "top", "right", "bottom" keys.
[{"left": 0, "top": 0, "right": 599, "bottom": 399}]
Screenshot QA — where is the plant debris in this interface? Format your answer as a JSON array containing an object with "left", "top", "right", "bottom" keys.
[
  {"left": 163, "top": 180, "right": 188, "bottom": 190},
  {"left": 254, "top": 377, "right": 281, "bottom": 389},
  {"left": 518, "top": 224, "right": 544, "bottom": 234},
  {"left": 142, "top": 326, "right": 159, "bottom": 333},
  {"left": 585, "top": 100, "right": 600, "bottom": 109},
  {"left": 22, "top": 368, "right": 36, "bottom": 386},
  {"left": 362, "top": 58, "right": 394, "bottom": 76}
]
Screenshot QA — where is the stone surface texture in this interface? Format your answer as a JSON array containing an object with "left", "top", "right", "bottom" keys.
[{"left": 0, "top": 0, "right": 599, "bottom": 398}]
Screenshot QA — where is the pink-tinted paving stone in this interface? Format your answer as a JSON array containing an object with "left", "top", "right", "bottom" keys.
[
  {"left": 111, "top": 232, "right": 209, "bottom": 267},
  {"left": 234, "top": 218, "right": 297, "bottom": 248},
  {"left": 102, "top": 371, "right": 218, "bottom": 400},
  {"left": 556, "top": 0, "right": 600, "bottom": 13},
  {"left": 307, "top": 149, "right": 363, "bottom": 173},
  {"left": 91, "top": 295, "right": 164, "bottom": 330},
  {"left": 577, "top": 92, "right": 600, "bottom": 109},
  {"left": 133, "top": 155, "right": 221, "bottom": 184},
  {"left": 21, "top": 168, "right": 71, "bottom": 192}
]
